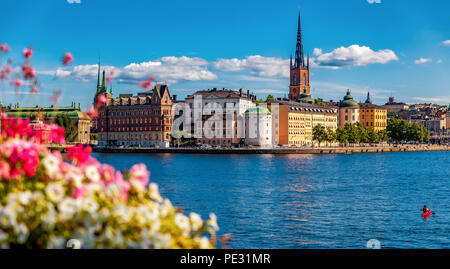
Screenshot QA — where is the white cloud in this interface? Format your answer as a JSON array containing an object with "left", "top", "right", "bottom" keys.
[
  {"left": 313, "top": 48, "right": 323, "bottom": 56},
  {"left": 67, "top": 0, "right": 81, "bottom": 3},
  {"left": 442, "top": 40, "right": 450, "bottom": 47},
  {"left": 414, "top": 58, "right": 432, "bottom": 64},
  {"left": 213, "top": 55, "right": 290, "bottom": 78},
  {"left": 437, "top": 59, "right": 443, "bottom": 64},
  {"left": 312, "top": 45, "right": 398, "bottom": 69},
  {"left": 50, "top": 56, "right": 217, "bottom": 84}
]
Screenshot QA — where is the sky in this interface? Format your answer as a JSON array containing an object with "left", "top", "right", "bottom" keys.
[{"left": 0, "top": 0, "right": 449, "bottom": 111}]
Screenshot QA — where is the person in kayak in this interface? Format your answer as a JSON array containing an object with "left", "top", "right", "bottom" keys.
[{"left": 423, "top": 205, "right": 430, "bottom": 213}]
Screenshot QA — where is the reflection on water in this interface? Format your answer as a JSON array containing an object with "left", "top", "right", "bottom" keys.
[{"left": 93, "top": 151, "right": 450, "bottom": 249}]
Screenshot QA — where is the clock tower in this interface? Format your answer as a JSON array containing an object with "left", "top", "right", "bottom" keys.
[{"left": 289, "top": 9, "right": 310, "bottom": 101}]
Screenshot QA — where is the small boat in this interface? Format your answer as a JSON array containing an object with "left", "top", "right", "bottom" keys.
[{"left": 422, "top": 210, "right": 432, "bottom": 218}]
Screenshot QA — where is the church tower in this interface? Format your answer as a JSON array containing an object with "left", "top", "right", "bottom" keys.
[
  {"left": 94, "top": 60, "right": 113, "bottom": 105},
  {"left": 289, "top": 8, "right": 310, "bottom": 101}
]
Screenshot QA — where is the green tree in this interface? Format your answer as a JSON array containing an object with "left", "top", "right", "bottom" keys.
[
  {"left": 344, "top": 123, "right": 360, "bottom": 144},
  {"left": 313, "top": 124, "right": 327, "bottom": 147},
  {"left": 335, "top": 127, "right": 349, "bottom": 146},
  {"left": 256, "top": 99, "right": 265, "bottom": 105},
  {"left": 367, "top": 128, "right": 379, "bottom": 144},
  {"left": 355, "top": 122, "right": 369, "bottom": 143},
  {"left": 377, "top": 130, "right": 389, "bottom": 143},
  {"left": 265, "top": 94, "right": 275, "bottom": 103},
  {"left": 53, "top": 113, "right": 77, "bottom": 143},
  {"left": 314, "top": 98, "right": 326, "bottom": 107},
  {"left": 325, "top": 127, "right": 336, "bottom": 146}
]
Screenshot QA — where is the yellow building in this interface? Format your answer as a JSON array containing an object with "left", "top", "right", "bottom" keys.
[
  {"left": 359, "top": 93, "right": 387, "bottom": 131},
  {"left": 267, "top": 100, "right": 338, "bottom": 147}
]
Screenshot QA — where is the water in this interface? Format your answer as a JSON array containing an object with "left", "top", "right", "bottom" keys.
[{"left": 93, "top": 151, "right": 450, "bottom": 249}]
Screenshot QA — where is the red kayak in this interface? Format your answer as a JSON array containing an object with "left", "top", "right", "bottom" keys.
[{"left": 422, "top": 210, "right": 432, "bottom": 218}]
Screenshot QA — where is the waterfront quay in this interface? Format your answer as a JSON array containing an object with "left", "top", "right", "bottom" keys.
[{"left": 92, "top": 144, "right": 450, "bottom": 155}]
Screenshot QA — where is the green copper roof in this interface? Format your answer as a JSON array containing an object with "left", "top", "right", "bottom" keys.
[
  {"left": 339, "top": 90, "right": 359, "bottom": 108},
  {"left": 6, "top": 107, "right": 89, "bottom": 120},
  {"left": 244, "top": 106, "right": 271, "bottom": 115}
]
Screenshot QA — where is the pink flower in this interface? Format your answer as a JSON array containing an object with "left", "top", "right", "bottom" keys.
[
  {"left": 48, "top": 124, "right": 65, "bottom": 144},
  {"left": 99, "top": 164, "right": 116, "bottom": 182},
  {"left": 66, "top": 144, "right": 92, "bottom": 165},
  {"left": 1, "top": 117, "right": 33, "bottom": 139},
  {"left": 62, "top": 52, "right": 73, "bottom": 65},
  {"left": 0, "top": 159, "right": 11, "bottom": 181},
  {"left": 87, "top": 107, "right": 98, "bottom": 118},
  {"left": 10, "top": 79, "right": 24, "bottom": 88},
  {"left": 22, "top": 65, "right": 36, "bottom": 79},
  {"left": 97, "top": 94, "right": 107, "bottom": 105},
  {"left": 129, "top": 163, "right": 150, "bottom": 187},
  {"left": 139, "top": 76, "right": 154, "bottom": 89},
  {"left": 22, "top": 46, "right": 33, "bottom": 59},
  {"left": 0, "top": 43, "right": 10, "bottom": 53},
  {"left": 73, "top": 185, "right": 86, "bottom": 199},
  {"left": 106, "top": 71, "right": 115, "bottom": 83},
  {"left": 31, "top": 81, "right": 39, "bottom": 93}
]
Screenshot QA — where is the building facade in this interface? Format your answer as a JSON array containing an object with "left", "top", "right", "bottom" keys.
[
  {"left": 4, "top": 104, "right": 91, "bottom": 144},
  {"left": 97, "top": 84, "right": 174, "bottom": 147},
  {"left": 267, "top": 100, "right": 338, "bottom": 147},
  {"left": 338, "top": 90, "right": 360, "bottom": 127},
  {"left": 244, "top": 106, "right": 272, "bottom": 147},
  {"left": 183, "top": 88, "right": 256, "bottom": 147},
  {"left": 382, "top": 97, "right": 409, "bottom": 114},
  {"left": 359, "top": 93, "right": 388, "bottom": 131}
]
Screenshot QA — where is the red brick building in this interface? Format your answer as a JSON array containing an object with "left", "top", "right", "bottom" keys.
[
  {"left": 289, "top": 9, "right": 310, "bottom": 101},
  {"left": 96, "top": 80, "right": 174, "bottom": 147}
]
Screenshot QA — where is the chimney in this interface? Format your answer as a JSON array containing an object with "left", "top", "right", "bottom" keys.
[
  {"left": 173, "top": 95, "right": 177, "bottom": 101},
  {"left": 247, "top": 90, "right": 250, "bottom": 97},
  {"left": 239, "top": 88, "right": 242, "bottom": 97}
]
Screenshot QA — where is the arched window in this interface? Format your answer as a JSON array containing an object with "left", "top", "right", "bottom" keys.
[
  {"left": 293, "top": 74, "right": 297, "bottom": 85},
  {"left": 303, "top": 73, "right": 307, "bottom": 85}
]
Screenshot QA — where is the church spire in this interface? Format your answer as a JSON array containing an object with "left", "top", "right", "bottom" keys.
[
  {"left": 97, "top": 59, "right": 101, "bottom": 89},
  {"left": 294, "top": 8, "right": 304, "bottom": 69}
]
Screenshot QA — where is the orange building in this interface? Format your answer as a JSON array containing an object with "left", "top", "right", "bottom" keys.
[
  {"left": 359, "top": 93, "right": 387, "bottom": 131},
  {"left": 268, "top": 100, "right": 338, "bottom": 147}
]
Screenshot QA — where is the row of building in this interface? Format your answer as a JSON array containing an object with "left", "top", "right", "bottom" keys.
[{"left": 93, "top": 10, "right": 391, "bottom": 148}]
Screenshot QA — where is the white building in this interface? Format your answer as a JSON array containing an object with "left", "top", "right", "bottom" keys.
[
  {"left": 244, "top": 106, "right": 272, "bottom": 148},
  {"left": 181, "top": 88, "right": 257, "bottom": 146}
]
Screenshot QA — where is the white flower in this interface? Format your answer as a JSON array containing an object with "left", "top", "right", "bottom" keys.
[
  {"left": 175, "top": 213, "right": 191, "bottom": 236},
  {"left": 209, "top": 213, "right": 219, "bottom": 231},
  {"left": 17, "top": 191, "right": 32, "bottom": 206},
  {"left": 159, "top": 199, "right": 173, "bottom": 217},
  {"left": 46, "top": 183, "right": 65, "bottom": 203},
  {"left": 42, "top": 204, "right": 57, "bottom": 229},
  {"left": 65, "top": 167, "right": 84, "bottom": 187},
  {"left": 58, "top": 198, "right": 78, "bottom": 220},
  {"left": 152, "top": 233, "right": 172, "bottom": 249},
  {"left": 85, "top": 182, "right": 103, "bottom": 196},
  {"left": 0, "top": 207, "right": 17, "bottom": 228},
  {"left": 14, "top": 223, "right": 29, "bottom": 244},
  {"left": 113, "top": 205, "right": 130, "bottom": 223},
  {"left": 148, "top": 183, "right": 163, "bottom": 202},
  {"left": 189, "top": 212, "right": 203, "bottom": 231},
  {"left": 42, "top": 154, "right": 61, "bottom": 179},
  {"left": 47, "top": 236, "right": 66, "bottom": 249},
  {"left": 106, "top": 183, "right": 121, "bottom": 198},
  {"left": 81, "top": 197, "right": 99, "bottom": 214},
  {"left": 195, "top": 236, "right": 211, "bottom": 249},
  {"left": 0, "top": 230, "right": 8, "bottom": 242},
  {"left": 84, "top": 165, "right": 100, "bottom": 183}
]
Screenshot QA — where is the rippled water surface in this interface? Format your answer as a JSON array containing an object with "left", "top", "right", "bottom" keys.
[{"left": 93, "top": 151, "right": 450, "bottom": 249}]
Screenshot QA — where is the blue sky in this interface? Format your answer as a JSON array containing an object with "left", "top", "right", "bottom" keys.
[{"left": 1, "top": 0, "right": 449, "bottom": 110}]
